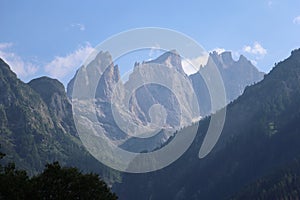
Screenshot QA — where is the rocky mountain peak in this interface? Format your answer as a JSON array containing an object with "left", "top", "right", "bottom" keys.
[
  {"left": 210, "top": 51, "right": 235, "bottom": 68},
  {"left": 67, "top": 51, "right": 114, "bottom": 99},
  {"left": 89, "top": 51, "right": 113, "bottom": 72},
  {"left": 237, "top": 54, "right": 251, "bottom": 65},
  {"left": 191, "top": 50, "right": 264, "bottom": 115},
  {"left": 146, "top": 50, "right": 184, "bottom": 74},
  {"left": 221, "top": 51, "right": 234, "bottom": 65},
  {"left": 95, "top": 63, "right": 121, "bottom": 100}
]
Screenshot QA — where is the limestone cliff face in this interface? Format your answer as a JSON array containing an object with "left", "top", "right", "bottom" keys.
[
  {"left": 67, "top": 50, "right": 264, "bottom": 152},
  {"left": 95, "top": 64, "right": 121, "bottom": 101},
  {"left": 146, "top": 49, "right": 184, "bottom": 74},
  {"left": 67, "top": 51, "right": 113, "bottom": 99},
  {"left": 190, "top": 51, "right": 264, "bottom": 116}
]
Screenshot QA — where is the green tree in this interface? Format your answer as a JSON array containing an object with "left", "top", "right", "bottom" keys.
[
  {"left": 0, "top": 156, "right": 31, "bottom": 199},
  {"left": 0, "top": 151, "right": 117, "bottom": 200},
  {"left": 30, "top": 162, "right": 118, "bottom": 200}
]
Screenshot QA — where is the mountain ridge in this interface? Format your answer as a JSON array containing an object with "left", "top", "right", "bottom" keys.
[
  {"left": 0, "top": 58, "right": 120, "bottom": 184},
  {"left": 66, "top": 49, "right": 264, "bottom": 153}
]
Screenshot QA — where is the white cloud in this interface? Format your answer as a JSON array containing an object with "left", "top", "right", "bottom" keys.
[
  {"left": 293, "top": 16, "right": 300, "bottom": 25},
  {"left": 243, "top": 42, "right": 267, "bottom": 56},
  {"left": 71, "top": 23, "right": 85, "bottom": 31},
  {"left": 0, "top": 43, "right": 38, "bottom": 79},
  {"left": 0, "top": 42, "right": 95, "bottom": 84},
  {"left": 44, "top": 44, "right": 94, "bottom": 79},
  {"left": 182, "top": 53, "right": 209, "bottom": 75}
]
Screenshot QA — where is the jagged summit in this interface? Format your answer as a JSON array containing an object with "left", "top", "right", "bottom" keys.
[
  {"left": 145, "top": 50, "right": 184, "bottom": 74},
  {"left": 209, "top": 51, "right": 235, "bottom": 68},
  {"left": 67, "top": 50, "right": 115, "bottom": 99},
  {"left": 65, "top": 49, "right": 264, "bottom": 152},
  {"left": 209, "top": 51, "right": 255, "bottom": 69},
  {"left": 95, "top": 63, "right": 121, "bottom": 100},
  {"left": 190, "top": 50, "right": 264, "bottom": 115}
]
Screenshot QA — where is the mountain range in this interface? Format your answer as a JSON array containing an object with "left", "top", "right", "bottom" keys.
[
  {"left": 1, "top": 47, "right": 288, "bottom": 199},
  {"left": 67, "top": 50, "right": 263, "bottom": 153}
]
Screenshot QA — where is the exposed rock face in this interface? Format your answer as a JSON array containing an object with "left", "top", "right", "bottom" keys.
[
  {"left": 146, "top": 49, "right": 185, "bottom": 74},
  {"left": 29, "top": 77, "right": 77, "bottom": 137},
  {"left": 208, "top": 51, "right": 264, "bottom": 101},
  {"left": 68, "top": 50, "right": 194, "bottom": 152},
  {"left": 190, "top": 51, "right": 264, "bottom": 116},
  {"left": 126, "top": 50, "right": 194, "bottom": 129},
  {"left": 67, "top": 51, "right": 113, "bottom": 99},
  {"left": 67, "top": 50, "right": 263, "bottom": 153},
  {"left": 96, "top": 64, "right": 121, "bottom": 101}
]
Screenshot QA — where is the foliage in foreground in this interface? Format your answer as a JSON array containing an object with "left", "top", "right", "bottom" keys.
[{"left": 0, "top": 153, "right": 117, "bottom": 200}]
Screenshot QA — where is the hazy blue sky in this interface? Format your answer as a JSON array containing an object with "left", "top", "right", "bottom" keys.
[{"left": 1, "top": 0, "right": 300, "bottom": 85}]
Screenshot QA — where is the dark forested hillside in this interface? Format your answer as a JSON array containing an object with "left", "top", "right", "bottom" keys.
[
  {"left": 231, "top": 158, "right": 300, "bottom": 200},
  {"left": 114, "top": 49, "right": 300, "bottom": 199}
]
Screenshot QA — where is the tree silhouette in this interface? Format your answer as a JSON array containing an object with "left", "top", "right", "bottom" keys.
[
  {"left": 30, "top": 162, "right": 118, "bottom": 200},
  {"left": 0, "top": 152, "right": 117, "bottom": 200}
]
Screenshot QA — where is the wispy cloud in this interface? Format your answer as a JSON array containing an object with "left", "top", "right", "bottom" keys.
[
  {"left": 0, "top": 42, "right": 95, "bottom": 84},
  {"left": 71, "top": 23, "right": 85, "bottom": 31},
  {"left": 44, "top": 43, "right": 94, "bottom": 80},
  {"left": 0, "top": 43, "right": 38, "bottom": 79},
  {"left": 293, "top": 16, "right": 300, "bottom": 25},
  {"left": 243, "top": 42, "right": 267, "bottom": 57}
]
